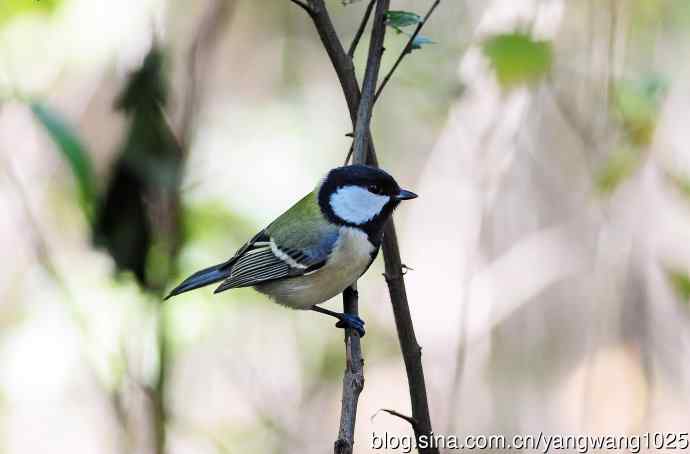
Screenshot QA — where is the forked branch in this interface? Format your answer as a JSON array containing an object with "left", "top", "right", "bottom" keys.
[{"left": 290, "top": 1, "right": 439, "bottom": 452}]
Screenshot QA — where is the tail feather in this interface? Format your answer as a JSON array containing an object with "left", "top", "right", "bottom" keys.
[{"left": 165, "top": 262, "right": 230, "bottom": 300}]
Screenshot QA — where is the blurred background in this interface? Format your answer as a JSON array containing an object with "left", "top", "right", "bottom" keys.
[{"left": 1, "top": 0, "right": 690, "bottom": 452}]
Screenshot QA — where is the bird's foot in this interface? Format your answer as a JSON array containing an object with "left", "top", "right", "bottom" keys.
[{"left": 335, "top": 314, "right": 366, "bottom": 337}]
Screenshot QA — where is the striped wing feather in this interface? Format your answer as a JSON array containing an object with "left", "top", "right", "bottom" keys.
[
  {"left": 213, "top": 237, "right": 327, "bottom": 293},
  {"left": 214, "top": 191, "right": 339, "bottom": 294}
]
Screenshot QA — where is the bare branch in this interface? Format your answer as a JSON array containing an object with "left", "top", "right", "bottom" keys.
[
  {"left": 334, "top": 286, "right": 365, "bottom": 454},
  {"left": 374, "top": 0, "right": 441, "bottom": 105},
  {"left": 296, "top": 1, "right": 439, "bottom": 452},
  {"left": 381, "top": 222, "right": 437, "bottom": 454},
  {"left": 351, "top": 0, "right": 389, "bottom": 164},
  {"left": 347, "top": 0, "right": 377, "bottom": 58},
  {"left": 337, "top": 1, "right": 390, "bottom": 448}
]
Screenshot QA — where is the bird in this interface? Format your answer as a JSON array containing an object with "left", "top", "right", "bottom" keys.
[{"left": 165, "top": 164, "right": 417, "bottom": 336}]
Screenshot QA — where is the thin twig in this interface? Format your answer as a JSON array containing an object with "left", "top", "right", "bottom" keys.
[
  {"left": 374, "top": 0, "right": 441, "bottom": 105},
  {"left": 347, "top": 0, "right": 377, "bottom": 58}
]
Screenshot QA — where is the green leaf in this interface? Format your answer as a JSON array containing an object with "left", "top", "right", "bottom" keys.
[
  {"left": 410, "top": 35, "right": 435, "bottom": 51},
  {"left": 668, "top": 270, "right": 690, "bottom": 303},
  {"left": 0, "top": 0, "right": 61, "bottom": 27},
  {"left": 386, "top": 10, "right": 421, "bottom": 31},
  {"left": 94, "top": 47, "right": 183, "bottom": 292},
  {"left": 481, "top": 32, "right": 553, "bottom": 88},
  {"left": 595, "top": 146, "right": 642, "bottom": 194},
  {"left": 31, "top": 102, "right": 95, "bottom": 222}
]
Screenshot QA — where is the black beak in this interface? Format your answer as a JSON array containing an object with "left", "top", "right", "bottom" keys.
[{"left": 395, "top": 189, "right": 418, "bottom": 201}]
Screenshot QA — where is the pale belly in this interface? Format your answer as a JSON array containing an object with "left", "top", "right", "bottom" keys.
[{"left": 254, "top": 227, "right": 376, "bottom": 309}]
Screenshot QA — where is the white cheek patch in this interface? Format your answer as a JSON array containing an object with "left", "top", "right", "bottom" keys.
[{"left": 329, "top": 185, "right": 390, "bottom": 225}]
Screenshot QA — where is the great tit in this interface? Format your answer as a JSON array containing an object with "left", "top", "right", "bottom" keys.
[{"left": 165, "top": 164, "right": 417, "bottom": 336}]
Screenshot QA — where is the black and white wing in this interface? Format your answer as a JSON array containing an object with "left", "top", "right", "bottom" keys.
[
  {"left": 165, "top": 191, "right": 340, "bottom": 300},
  {"left": 212, "top": 230, "right": 336, "bottom": 293}
]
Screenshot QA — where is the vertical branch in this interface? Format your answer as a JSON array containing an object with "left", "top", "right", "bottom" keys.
[
  {"left": 335, "top": 286, "right": 365, "bottom": 454},
  {"left": 292, "top": 1, "right": 439, "bottom": 453},
  {"left": 351, "top": 0, "right": 389, "bottom": 163},
  {"left": 381, "top": 223, "right": 435, "bottom": 452},
  {"left": 336, "top": 2, "right": 389, "bottom": 453}
]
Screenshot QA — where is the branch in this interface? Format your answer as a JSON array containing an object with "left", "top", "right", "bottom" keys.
[
  {"left": 335, "top": 1, "right": 389, "bottom": 452},
  {"left": 335, "top": 286, "right": 365, "bottom": 454},
  {"left": 347, "top": 0, "right": 376, "bottom": 58},
  {"left": 293, "top": 1, "right": 438, "bottom": 452},
  {"left": 381, "top": 222, "right": 436, "bottom": 453},
  {"left": 351, "top": 0, "right": 389, "bottom": 164},
  {"left": 374, "top": 0, "right": 441, "bottom": 105}
]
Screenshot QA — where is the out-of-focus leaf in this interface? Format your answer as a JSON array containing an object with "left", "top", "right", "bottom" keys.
[
  {"left": 614, "top": 74, "right": 668, "bottom": 146},
  {"left": 595, "top": 147, "right": 642, "bottom": 194},
  {"left": 95, "top": 48, "right": 183, "bottom": 293},
  {"left": 0, "top": 0, "right": 61, "bottom": 27},
  {"left": 386, "top": 10, "right": 421, "bottom": 32},
  {"left": 668, "top": 270, "right": 690, "bottom": 303},
  {"left": 482, "top": 32, "right": 553, "bottom": 88},
  {"left": 410, "top": 35, "right": 435, "bottom": 51},
  {"left": 31, "top": 102, "right": 95, "bottom": 222}
]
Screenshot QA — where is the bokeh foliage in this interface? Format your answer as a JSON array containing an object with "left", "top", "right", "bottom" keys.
[
  {"left": 94, "top": 48, "right": 183, "bottom": 293},
  {"left": 31, "top": 102, "right": 96, "bottom": 223},
  {"left": 482, "top": 32, "right": 553, "bottom": 88}
]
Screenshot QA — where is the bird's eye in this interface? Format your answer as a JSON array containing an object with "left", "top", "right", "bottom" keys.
[{"left": 368, "top": 184, "right": 382, "bottom": 195}]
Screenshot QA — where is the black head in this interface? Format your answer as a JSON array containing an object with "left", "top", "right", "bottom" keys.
[{"left": 318, "top": 165, "right": 417, "bottom": 244}]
